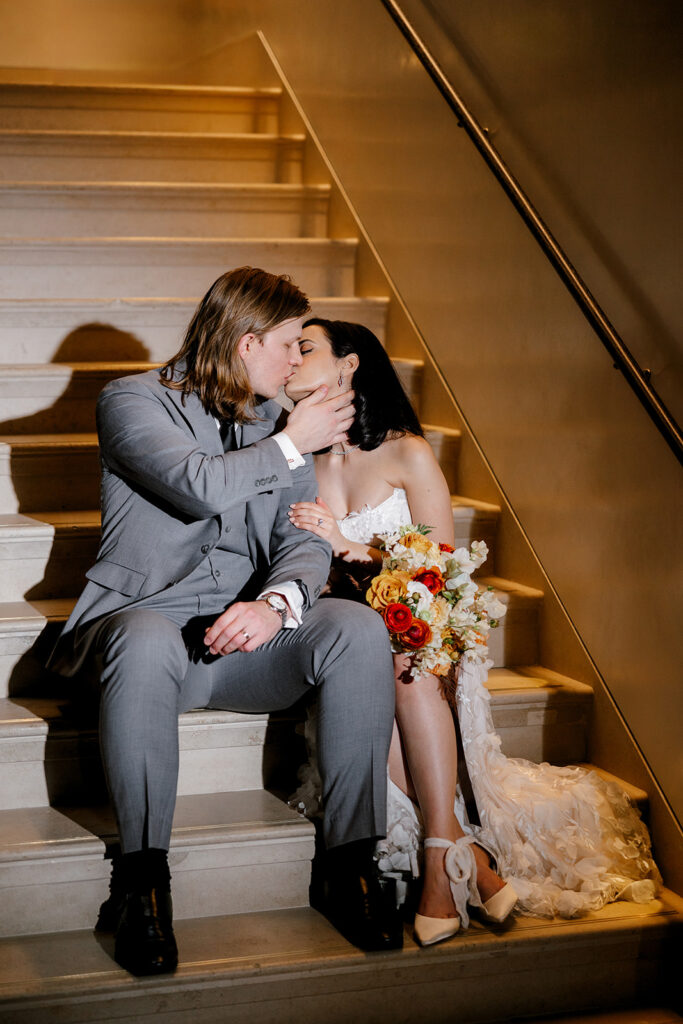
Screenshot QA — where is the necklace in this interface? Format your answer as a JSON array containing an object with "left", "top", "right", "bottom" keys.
[{"left": 329, "top": 442, "right": 360, "bottom": 456}]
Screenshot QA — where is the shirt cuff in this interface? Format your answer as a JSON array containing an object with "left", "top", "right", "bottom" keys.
[
  {"left": 272, "top": 431, "right": 305, "bottom": 471},
  {"left": 257, "top": 583, "right": 304, "bottom": 629}
]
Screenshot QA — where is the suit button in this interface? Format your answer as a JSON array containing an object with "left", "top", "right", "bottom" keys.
[
  {"left": 201, "top": 544, "right": 210, "bottom": 554},
  {"left": 224, "top": 526, "right": 231, "bottom": 534}
]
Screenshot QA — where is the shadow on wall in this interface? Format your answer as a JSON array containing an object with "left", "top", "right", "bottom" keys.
[{"left": 0, "top": 325, "right": 151, "bottom": 697}]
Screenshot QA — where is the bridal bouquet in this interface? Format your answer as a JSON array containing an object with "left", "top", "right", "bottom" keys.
[{"left": 366, "top": 524, "right": 506, "bottom": 680}]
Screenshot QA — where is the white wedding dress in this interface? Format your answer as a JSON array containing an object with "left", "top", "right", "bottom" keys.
[{"left": 291, "top": 487, "right": 660, "bottom": 918}]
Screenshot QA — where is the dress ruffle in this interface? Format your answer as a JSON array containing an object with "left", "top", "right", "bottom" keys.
[{"left": 290, "top": 488, "right": 660, "bottom": 918}]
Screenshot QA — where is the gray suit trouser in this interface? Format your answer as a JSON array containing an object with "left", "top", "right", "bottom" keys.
[{"left": 89, "top": 577, "right": 395, "bottom": 855}]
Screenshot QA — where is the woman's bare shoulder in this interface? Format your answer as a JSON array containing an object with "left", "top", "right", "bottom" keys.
[{"left": 381, "top": 433, "right": 438, "bottom": 484}]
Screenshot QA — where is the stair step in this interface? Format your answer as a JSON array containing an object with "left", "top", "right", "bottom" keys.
[
  {"left": 0, "top": 350, "right": 410, "bottom": 434},
  {"left": 392, "top": 356, "right": 424, "bottom": 412},
  {"left": 0, "top": 894, "right": 680, "bottom": 1022},
  {"left": 0, "top": 363, "right": 151, "bottom": 434},
  {"left": 0, "top": 236, "right": 358, "bottom": 300},
  {"left": 478, "top": 576, "right": 543, "bottom": 667},
  {"left": 0, "top": 82, "right": 283, "bottom": 133},
  {"left": 0, "top": 435, "right": 101, "bottom": 513},
  {"left": 0, "top": 129, "right": 305, "bottom": 183},
  {"left": 0, "top": 181, "right": 331, "bottom": 238},
  {"left": 0, "top": 296, "right": 390, "bottom": 363},
  {"left": 0, "top": 577, "right": 538, "bottom": 697},
  {"left": 0, "top": 490, "right": 494, "bottom": 601},
  {"left": 0, "top": 790, "right": 314, "bottom": 937},
  {"left": 422, "top": 423, "right": 461, "bottom": 491},
  {"left": 0, "top": 668, "right": 589, "bottom": 810},
  {"left": 0, "top": 417, "right": 459, "bottom": 515},
  {"left": 0, "top": 696, "right": 304, "bottom": 809}
]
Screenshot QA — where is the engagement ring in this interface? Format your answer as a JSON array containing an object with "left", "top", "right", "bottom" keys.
[
  {"left": 242, "top": 630, "right": 250, "bottom": 641},
  {"left": 317, "top": 518, "right": 324, "bottom": 526}
]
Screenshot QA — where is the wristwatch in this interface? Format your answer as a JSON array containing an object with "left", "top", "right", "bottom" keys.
[{"left": 260, "top": 593, "right": 289, "bottom": 628}]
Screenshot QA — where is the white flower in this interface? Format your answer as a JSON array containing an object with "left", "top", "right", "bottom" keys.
[
  {"left": 406, "top": 580, "right": 433, "bottom": 614},
  {"left": 477, "top": 589, "right": 507, "bottom": 620},
  {"left": 445, "top": 571, "right": 470, "bottom": 590}
]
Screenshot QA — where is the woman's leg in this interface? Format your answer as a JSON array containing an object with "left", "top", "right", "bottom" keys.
[{"left": 390, "top": 658, "right": 504, "bottom": 918}]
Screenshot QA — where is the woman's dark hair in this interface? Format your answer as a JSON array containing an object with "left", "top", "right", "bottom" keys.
[{"left": 303, "top": 317, "right": 423, "bottom": 450}]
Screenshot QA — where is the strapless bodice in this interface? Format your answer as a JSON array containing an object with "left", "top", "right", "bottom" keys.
[{"left": 337, "top": 487, "right": 412, "bottom": 545}]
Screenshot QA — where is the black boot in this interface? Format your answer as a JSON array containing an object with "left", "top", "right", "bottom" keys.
[
  {"left": 98, "top": 849, "right": 178, "bottom": 976},
  {"left": 319, "top": 839, "right": 404, "bottom": 951}
]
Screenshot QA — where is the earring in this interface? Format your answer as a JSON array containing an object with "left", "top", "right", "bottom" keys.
[{"left": 338, "top": 371, "right": 344, "bottom": 388}]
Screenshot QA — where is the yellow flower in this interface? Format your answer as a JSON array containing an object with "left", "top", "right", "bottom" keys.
[
  {"left": 402, "top": 532, "right": 437, "bottom": 557},
  {"left": 366, "top": 570, "right": 411, "bottom": 610}
]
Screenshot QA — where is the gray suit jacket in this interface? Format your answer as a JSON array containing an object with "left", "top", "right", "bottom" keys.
[{"left": 48, "top": 366, "right": 331, "bottom": 676}]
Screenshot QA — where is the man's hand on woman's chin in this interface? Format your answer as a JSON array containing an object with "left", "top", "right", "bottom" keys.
[
  {"left": 285, "top": 385, "right": 355, "bottom": 454},
  {"left": 204, "top": 600, "right": 282, "bottom": 655}
]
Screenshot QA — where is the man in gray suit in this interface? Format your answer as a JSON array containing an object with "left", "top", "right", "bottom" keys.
[{"left": 49, "top": 267, "right": 400, "bottom": 974}]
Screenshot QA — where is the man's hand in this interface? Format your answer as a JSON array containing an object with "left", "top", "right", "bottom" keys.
[
  {"left": 204, "top": 600, "right": 281, "bottom": 655},
  {"left": 284, "top": 385, "right": 355, "bottom": 454}
]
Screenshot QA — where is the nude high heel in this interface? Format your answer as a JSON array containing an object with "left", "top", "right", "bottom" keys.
[
  {"left": 413, "top": 836, "right": 474, "bottom": 947},
  {"left": 469, "top": 835, "right": 518, "bottom": 924}
]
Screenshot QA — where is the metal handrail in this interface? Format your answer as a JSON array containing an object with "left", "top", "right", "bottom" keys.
[{"left": 380, "top": 0, "right": 682, "bottom": 465}]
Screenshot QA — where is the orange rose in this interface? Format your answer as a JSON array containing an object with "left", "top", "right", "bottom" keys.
[
  {"left": 439, "top": 542, "right": 455, "bottom": 553},
  {"left": 384, "top": 603, "right": 413, "bottom": 634},
  {"left": 401, "top": 532, "right": 434, "bottom": 556},
  {"left": 366, "top": 570, "right": 410, "bottom": 610},
  {"left": 413, "top": 566, "right": 445, "bottom": 595},
  {"left": 401, "top": 619, "right": 433, "bottom": 650}
]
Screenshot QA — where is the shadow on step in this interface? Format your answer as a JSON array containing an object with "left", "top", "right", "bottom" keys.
[{"left": 0, "top": 325, "right": 150, "bottom": 513}]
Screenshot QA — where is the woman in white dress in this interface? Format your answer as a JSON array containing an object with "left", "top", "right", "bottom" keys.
[{"left": 285, "top": 318, "right": 660, "bottom": 946}]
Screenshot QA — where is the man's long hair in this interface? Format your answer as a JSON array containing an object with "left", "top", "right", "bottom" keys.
[{"left": 160, "top": 266, "right": 310, "bottom": 422}]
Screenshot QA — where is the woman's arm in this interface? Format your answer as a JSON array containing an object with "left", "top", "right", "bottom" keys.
[{"left": 287, "top": 496, "right": 383, "bottom": 565}]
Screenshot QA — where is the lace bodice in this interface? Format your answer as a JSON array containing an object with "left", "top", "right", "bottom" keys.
[{"left": 337, "top": 487, "right": 412, "bottom": 545}]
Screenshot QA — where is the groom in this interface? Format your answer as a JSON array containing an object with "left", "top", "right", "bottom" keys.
[{"left": 49, "top": 266, "right": 401, "bottom": 974}]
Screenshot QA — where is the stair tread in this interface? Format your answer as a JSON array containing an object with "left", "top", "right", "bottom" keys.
[
  {"left": 0, "top": 696, "right": 277, "bottom": 736},
  {"left": 0, "top": 568, "right": 537, "bottom": 628},
  {"left": 477, "top": 575, "right": 545, "bottom": 601},
  {"left": 0, "top": 295, "right": 390, "bottom": 309},
  {"left": 0, "top": 180, "right": 329, "bottom": 194},
  {"left": 0, "top": 789, "right": 310, "bottom": 861},
  {"left": 0, "top": 128, "right": 304, "bottom": 142},
  {"left": 0, "top": 82, "right": 284, "bottom": 99},
  {"left": 0, "top": 665, "right": 593, "bottom": 738},
  {"left": 0, "top": 893, "right": 680, "bottom": 1005}
]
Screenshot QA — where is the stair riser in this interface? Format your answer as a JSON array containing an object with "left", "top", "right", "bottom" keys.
[
  {"left": 0, "top": 189, "right": 329, "bottom": 239},
  {"left": 0, "top": 596, "right": 536, "bottom": 698},
  {"left": 0, "top": 240, "right": 357, "bottom": 300},
  {"left": 0, "top": 908, "right": 675, "bottom": 1020},
  {"left": 0, "top": 694, "right": 587, "bottom": 812},
  {"left": 0, "top": 136, "right": 304, "bottom": 184},
  {"left": 423, "top": 429, "right": 460, "bottom": 492},
  {"left": 0, "top": 93, "right": 280, "bottom": 134},
  {"left": 0, "top": 297, "right": 389, "bottom": 363},
  {"left": 0, "top": 448, "right": 100, "bottom": 513},
  {"left": 0, "top": 836, "right": 313, "bottom": 937},
  {"left": 0, "top": 721, "right": 296, "bottom": 809}
]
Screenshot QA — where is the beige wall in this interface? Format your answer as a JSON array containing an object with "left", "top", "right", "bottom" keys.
[
  {"left": 400, "top": 0, "right": 683, "bottom": 424},
  {"left": 0, "top": 0, "right": 680, "bottom": 841},
  {"left": 248, "top": 2, "right": 683, "bottom": 827}
]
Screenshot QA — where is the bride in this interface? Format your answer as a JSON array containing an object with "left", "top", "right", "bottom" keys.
[{"left": 285, "top": 317, "right": 660, "bottom": 946}]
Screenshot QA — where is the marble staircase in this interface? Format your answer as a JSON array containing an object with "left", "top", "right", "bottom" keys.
[{"left": 0, "top": 79, "right": 680, "bottom": 1024}]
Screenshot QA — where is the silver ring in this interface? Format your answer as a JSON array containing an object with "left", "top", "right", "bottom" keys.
[
  {"left": 317, "top": 518, "right": 324, "bottom": 526},
  {"left": 242, "top": 630, "right": 250, "bottom": 641}
]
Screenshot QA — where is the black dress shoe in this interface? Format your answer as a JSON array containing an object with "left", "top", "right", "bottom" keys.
[
  {"left": 114, "top": 886, "right": 178, "bottom": 976},
  {"left": 96, "top": 849, "right": 178, "bottom": 976},
  {"left": 319, "top": 842, "right": 404, "bottom": 952}
]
